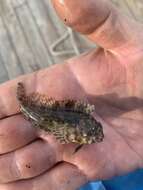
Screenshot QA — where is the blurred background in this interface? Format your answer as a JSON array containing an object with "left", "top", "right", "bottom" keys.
[{"left": 0, "top": 0, "right": 143, "bottom": 83}]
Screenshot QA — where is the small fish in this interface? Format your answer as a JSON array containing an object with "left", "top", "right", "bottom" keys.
[{"left": 17, "top": 82, "right": 104, "bottom": 145}]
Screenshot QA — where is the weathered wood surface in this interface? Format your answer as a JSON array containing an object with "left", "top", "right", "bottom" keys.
[{"left": 0, "top": 0, "right": 143, "bottom": 83}]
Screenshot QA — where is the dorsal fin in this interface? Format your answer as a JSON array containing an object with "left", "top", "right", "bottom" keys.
[{"left": 17, "top": 82, "right": 95, "bottom": 115}]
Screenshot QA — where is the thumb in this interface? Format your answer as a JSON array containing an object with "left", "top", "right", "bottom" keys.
[{"left": 52, "top": 0, "right": 143, "bottom": 52}]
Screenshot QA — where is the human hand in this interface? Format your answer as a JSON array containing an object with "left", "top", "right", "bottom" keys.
[{"left": 0, "top": 0, "right": 143, "bottom": 189}]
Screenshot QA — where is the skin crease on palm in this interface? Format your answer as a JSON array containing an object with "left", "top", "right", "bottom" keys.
[{"left": 0, "top": 0, "right": 143, "bottom": 189}]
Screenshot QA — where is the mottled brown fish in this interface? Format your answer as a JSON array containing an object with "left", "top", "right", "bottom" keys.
[{"left": 17, "top": 82, "right": 104, "bottom": 145}]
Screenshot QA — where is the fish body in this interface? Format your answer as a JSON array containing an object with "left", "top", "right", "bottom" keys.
[{"left": 17, "top": 82, "right": 104, "bottom": 145}]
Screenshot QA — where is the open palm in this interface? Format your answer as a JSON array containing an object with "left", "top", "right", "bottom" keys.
[{"left": 0, "top": 0, "right": 143, "bottom": 189}]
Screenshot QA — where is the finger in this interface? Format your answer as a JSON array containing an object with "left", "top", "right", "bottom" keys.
[
  {"left": 0, "top": 64, "right": 85, "bottom": 118},
  {"left": 52, "top": 0, "right": 143, "bottom": 51},
  {"left": 0, "top": 140, "right": 63, "bottom": 183},
  {"left": 0, "top": 162, "right": 87, "bottom": 190},
  {"left": 0, "top": 115, "right": 37, "bottom": 154}
]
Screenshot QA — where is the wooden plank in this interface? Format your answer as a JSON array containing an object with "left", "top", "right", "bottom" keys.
[
  {"left": 112, "top": 0, "right": 143, "bottom": 22},
  {"left": 0, "top": 16, "right": 23, "bottom": 79},
  {"left": 13, "top": 0, "right": 53, "bottom": 68},
  {"left": 28, "top": 0, "right": 79, "bottom": 63},
  {"left": 124, "top": 0, "right": 143, "bottom": 22},
  {"left": 11, "top": 0, "right": 26, "bottom": 8},
  {"left": 0, "top": 0, "right": 41, "bottom": 74},
  {"left": 0, "top": 53, "right": 9, "bottom": 83}
]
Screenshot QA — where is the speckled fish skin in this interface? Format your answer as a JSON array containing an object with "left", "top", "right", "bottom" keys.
[{"left": 17, "top": 82, "right": 104, "bottom": 145}]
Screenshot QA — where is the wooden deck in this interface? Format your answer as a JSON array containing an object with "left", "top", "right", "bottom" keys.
[{"left": 0, "top": 0, "right": 143, "bottom": 83}]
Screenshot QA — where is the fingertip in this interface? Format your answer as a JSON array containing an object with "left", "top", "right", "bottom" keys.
[
  {"left": 52, "top": 0, "right": 69, "bottom": 25},
  {"left": 52, "top": 0, "right": 111, "bottom": 34},
  {"left": 0, "top": 162, "right": 87, "bottom": 190}
]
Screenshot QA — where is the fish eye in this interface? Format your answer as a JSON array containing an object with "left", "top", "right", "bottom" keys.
[
  {"left": 83, "top": 133, "right": 87, "bottom": 137},
  {"left": 69, "top": 134, "right": 76, "bottom": 141}
]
